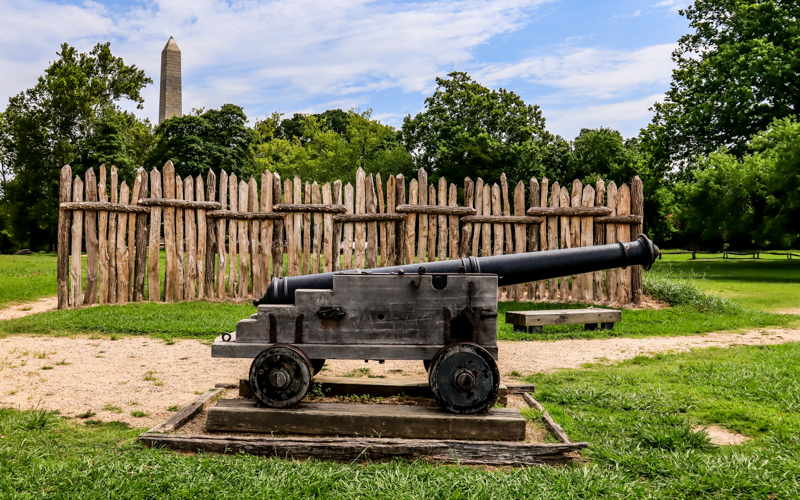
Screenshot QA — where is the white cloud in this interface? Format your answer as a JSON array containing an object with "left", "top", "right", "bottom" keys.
[
  {"left": 544, "top": 93, "right": 665, "bottom": 139},
  {"left": 652, "top": 0, "right": 690, "bottom": 13},
  {"left": 0, "top": 0, "right": 551, "bottom": 122},
  {"left": 473, "top": 43, "right": 676, "bottom": 101}
]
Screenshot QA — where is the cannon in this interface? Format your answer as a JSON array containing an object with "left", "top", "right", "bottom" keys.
[{"left": 212, "top": 235, "right": 659, "bottom": 414}]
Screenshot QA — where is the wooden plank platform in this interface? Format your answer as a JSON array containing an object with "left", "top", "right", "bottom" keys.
[
  {"left": 206, "top": 399, "right": 526, "bottom": 441},
  {"left": 238, "top": 376, "right": 508, "bottom": 404},
  {"left": 506, "top": 308, "right": 621, "bottom": 332}
]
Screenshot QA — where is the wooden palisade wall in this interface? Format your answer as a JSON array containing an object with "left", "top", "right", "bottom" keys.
[{"left": 56, "top": 162, "right": 645, "bottom": 309}]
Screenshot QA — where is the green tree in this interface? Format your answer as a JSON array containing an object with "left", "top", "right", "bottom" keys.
[
  {"left": 642, "top": 0, "right": 800, "bottom": 175},
  {"left": 147, "top": 104, "right": 258, "bottom": 180},
  {"left": 401, "top": 72, "right": 562, "bottom": 186},
  {"left": 0, "top": 42, "right": 151, "bottom": 250},
  {"left": 677, "top": 117, "right": 800, "bottom": 249}
]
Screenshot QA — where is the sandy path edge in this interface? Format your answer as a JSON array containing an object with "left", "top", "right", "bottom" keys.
[{"left": 1, "top": 328, "right": 799, "bottom": 428}]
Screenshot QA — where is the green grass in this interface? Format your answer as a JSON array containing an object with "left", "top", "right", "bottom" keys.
[
  {"left": 1, "top": 344, "right": 798, "bottom": 498},
  {"left": 0, "top": 254, "right": 59, "bottom": 308},
  {"left": 652, "top": 256, "right": 800, "bottom": 312}
]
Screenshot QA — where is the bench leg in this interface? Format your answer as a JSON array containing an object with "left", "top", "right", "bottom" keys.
[
  {"left": 529, "top": 326, "right": 543, "bottom": 334},
  {"left": 513, "top": 324, "right": 526, "bottom": 332},
  {"left": 584, "top": 323, "right": 597, "bottom": 331},
  {"left": 600, "top": 322, "right": 615, "bottom": 330}
]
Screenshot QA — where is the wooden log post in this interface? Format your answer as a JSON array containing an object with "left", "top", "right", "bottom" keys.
[
  {"left": 195, "top": 175, "right": 207, "bottom": 298},
  {"left": 605, "top": 182, "right": 618, "bottom": 302},
  {"left": 272, "top": 174, "right": 284, "bottom": 279},
  {"left": 416, "top": 169, "right": 428, "bottom": 264},
  {"left": 260, "top": 172, "right": 274, "bottom": 292},
  {"left": 83, "top": 168, "right": 99, "bottom": 305},
  {"left": 538, "top": 178, "right": 549, "bottom": 299},
  {"left": 249, "top": 177, "right": 261, "bottom": 295},
  {"left": 559, "top": 186, "right": 571, "bottom": 301},
  {"left": 631, "top": 176, "right": 644, "bottom": 304},
  {"left": 133, "top": 170, "right": 149, "bottom": 302},
  {"left": 448, "top": 183, "right": 459, "bottom": 260},
  {"left": 569, "top": 181, "right": 582, "bottom": 301},
  {"left": 528, "top": 177, "right": 540, "bottom": 300},
  {"left": 481, "top": 183, "right": 492, "bottom": 259},
  {"left": 184, "top": 177, "right": 197, "bottom": 299},
  {"left": 491, "top": 184, "right": 503, "bottom": 260},
  {"left": 385, "top": 175, "right": 396, "bottom": 266},
  {"left": 237, "top": 180, "right": 250, "bottom": 298},
  {"left": 366, "top": 174, "right": 378, "bottom": 269},
  {"left": 57, "top": 165, "right": 73, "bottom": 309},
  {"left": 292, "top": 177, "right": 303, "bottom": 276},
  {"left": 354, "top": 169, "right": 366, "bottom": 269},
  {"left": 227, "top": 173, "right": 239, "bottom": 295},
  {"left": 161, "top": 163, "right": 176, "bottom": 301},
  {"left": 70, "top": 175, "right": 84, "bottom": 307},
  {"left": 127, "top": 172, "right": 142, "bottom": 295},
  {"left": 437, "top": 177, "right": 448, "bottom": 261},
  {"left": 175, "top": 176, "right": 185, "bottom": 301},
  {"left": 342, "top": 183, "right": 355, "bottom": 270},
  {"left": 617, "top": 183, "right": 632, "bottom": 304},
  {"left": 460, "top": 178, "right": 474, "bottom": 258},
  {"left": 216, "top": 171, "right": 229, "bottom": 298},
  {"left": 108, "top": 167, "right": 118, "bottom": 303},
  {"left": 147, "top": 168, "right": 162, "bottom": 301},
  {"left": 98, "top": 164, "right": 109, "bottom": 304},
  {"left": 500, "top": 173, "right": 513, "bottom": 256},
  {"left": 594, "top": 178, "right": 606, "bottom": 300},
  {"left": 428, "top": 184, "right": 437, "bottom": 262},
  {"left": 471, "top": 178, "right": 484, "bottom": 258},
  {"left": 394, "top": 176, "right": 406, "bottom": 265},
  {"left": 547, "top": 181, "right": 559, "bottom": 299},
  {"left": 580, "top": 185, "right": 595, "bottom": 301},
  {"left": 331, "top": 180, "right": 343, "bottom": 271},
  {"left": 322, "top": 183, "right": 333, "bottom": 273},
  {"left": 405, "top": 179, "right": 418, "bottom": 264},
  {"left": 204, "top": 170, "right": 217, "bottom": 299},
  {"left": 512, "top": 181, "right": 526, "bottom": 301},
  {"left": 303, "top": 181, "right": 311, "bottom": 275},
  {"left": 116, "top": 182, "right": 131, "bottom": 303},
  {"left": 312, "top": 182, "right": 322, "bottom": 273},
  {"left": 376, "top": 175, "right": 386, "bottom": 267}
]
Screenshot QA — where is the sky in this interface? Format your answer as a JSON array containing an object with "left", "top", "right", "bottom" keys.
[{"left": 0, "top": 0, "right": 691, "bottom": 140}]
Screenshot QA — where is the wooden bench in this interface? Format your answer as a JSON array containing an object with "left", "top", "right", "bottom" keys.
[{"left": 505, "top": 308, "right": 621, "bottom": 333}]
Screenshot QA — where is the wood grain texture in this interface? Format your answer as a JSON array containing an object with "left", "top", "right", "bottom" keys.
[
  {"left": 523, "top": 393, "right": 572, "bottom": 444},
  {"left": 428, "top": 185, "right": 437, "bottom": 261},
  {"left": 404, "top": 179, "right": 417, "bottom": 264},
  {"left": 385, "top": 175, "right": 396, "bottom": 266},
  {"left": 506, "top": 308, "right": 621, "bottom": 326},
  {"left": 354, "top": 169, "right": 366, "bottom": 270},
  {"left": 83, "top": 168, "right": 98, "bottom": 305},
  {"left": 481, "top": 183, "right": 491, "bottom": 258},
  {"left": 69, "top": 176, "right": 84, "bottom": 306},
  {"left": 205, "top": 170, "right": 217, "bottom": 299},
  {"left": 293, "top": 177, "right": 303, "bottom": 276},
  {"left": 366, "top": 174, "right": 378, "bottom": 269},
  {"left": 57, "top": 165, "right": 73, "bottom": 309},
  {"left": 331, "top": 180, "right": 342, "bottom": 271},
  {"left": 631, "top": 175, "right": 644, "bottom": 304},
  {"left": 59, "top": 202, "right": 150, "bottom": 213},
  {"left": 459, "top": 177, "right": 474, "bottom": 258},
  {"left": 138, "top": 198, "right": 221, "bottom": 209},
  {"left": 107, "top": 167, "right": 118, "bottom": 304},
  {"left": 216, "top": 171, "right": 229, "bottom": 298},
  {"left": 547, "top": 182, "right": 559, "bottom": 299},
  {"left": 311, "top": 182, "right": 322, "bottom": 273},
  {"left": 500, "top": 173, "right": 513, "bottom": 255},
  {"left": 282, "top": 178, "right": 293, "bottom": 277},
  {"left": 273, "top": 203, "right": 346, "bottom": 213},
  {"left": 184, "top": 177, "right": 197, "bottom": 299},
  {"left": 527, "top": 206, "right": 612, "bottom": 216},
  {"left": 394, "top": 175, "right": 406, "bottom": 265},
  {"left": 116, "top": 182, "right": 131, "bottom": 303},
  {"left": 605, "top": 183, "right": 618, "bottom": 302},
  {"left": 528, "top": 177, "right": 540, "bottom": 300},
  {"left": 460, "top": 215, "right": 543, "bottom": 224},
  {"left": 342, "top": 183, "right": 355, "bottom": 270},
  {"left": 471, "top": 178, "right": 484, "bottom": 258},
  {"left": 227, "top": 173, "right": 239, "bottom": 296},
  {"left": 416, "top": 169, "right": 428, "bottom": 264},
  {"left": 437, "top": 177, "right": 448, "bottom": 261},
  {"left": 580, "top": 185, "right": 595, "bottom": 301},
  {"left": 162, "top": 162, "right": 176, "bottom": 301},
  {"left": 559, "top": 186, "right": 571, "bottom": 300},
  {"left": 538, "top": 178, "right": 548, "bottom": 299},
  {"left": 512, "top": 181, "right": 526, "bottom": 300},
  {"left": 206, "top": 210, "right": 284, "bottom": 220},
  {"left": 448, "top": 183, "right": 458, "bottom": 260},
  {"left": 127, "top": 172, "right": 143, "bottom": 295},
  {"left": 594, "top": 178, "right": 606, "bottom": 300},
  {"left": 249, "top": 177, "right": 260, "bottom": 295},
  {"left": 569, "top": 181, "right": 582, "bottom": 300},
  {"left": 175, "top": 176, "right": 185, "bottom": 301},
  {"left": 237, "top": 180, "right": 250, "bottom": 298},
  {"left": 594, "top": 215, "right": 643, "bottom": 224},
  {"left": 617, "top": 183, "right": 631, "bottom": 304},
  {"left": 98, "top": 164, "right": 108, "bottom": 305},
  {"left": 133, "top": 170, "right": 149, "bottom": 302},
  {"left": 146, "top": 388, "right": 226, "bottom": 434},
  {"left": 272, "top": 174, "right": 284, "bottom": 279},
  {"left": 322, "top": 183, "right": 333, "bottom": 273},
  {"left": 260, "top": 172, "right": 273, "bottom": 293},
  {"left": 491, "top": 184, "right": 503, "bottom": 256},
  {"left": 303, "top": 181, "right": 311, "bottom": 275},
  {"left": 147, "top": 168, "right": 162, "bottom": 301},
  {"left": 377, "top": 174, "right": 386, "bottom": 267},
  {"left": 196, "top": 175, "right": 207, "bottom": 298}
]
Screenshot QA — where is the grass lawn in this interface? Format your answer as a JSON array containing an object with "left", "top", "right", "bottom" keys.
[
  {"left": 653, "top": 254, "right": 800, "bottom": 312},
  {"left": 0, "top": 253, "right": 59, "bottom": 307},
  {"left": 1, "top": 343, "right": 798, "bottom": 498}
]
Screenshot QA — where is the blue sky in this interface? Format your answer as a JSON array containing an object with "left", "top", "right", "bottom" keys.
[{"left": 0, "top": 0, "right": 691, "bottom": 139}]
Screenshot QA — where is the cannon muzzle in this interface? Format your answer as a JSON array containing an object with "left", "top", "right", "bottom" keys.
[{"left": 255, "top": 234, "right": 659, "bottom": 305}]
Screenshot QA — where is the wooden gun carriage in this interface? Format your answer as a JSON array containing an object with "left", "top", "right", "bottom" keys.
[{"left": 213, "top": 235, "right": 659, "bottom": 414}]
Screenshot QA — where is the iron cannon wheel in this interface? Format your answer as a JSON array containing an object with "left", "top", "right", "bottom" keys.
[
  {"left": 249, "top": 344, "right": 312, "bottom": 408},
  {"left": 428, "top": 342, "right": 500, "bottom": 414},
  {"left": 310, "top": 359, "right": 326, "bottom": 375}
]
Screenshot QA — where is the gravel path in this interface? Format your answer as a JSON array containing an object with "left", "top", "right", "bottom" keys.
[
  {"left": 0, "top": 297, "right": 57, "bottom": 320},
  {"left": 1, "top": 328, "right": 799, "bottom": 428}
]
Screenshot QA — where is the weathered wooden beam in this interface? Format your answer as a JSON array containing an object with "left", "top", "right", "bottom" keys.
[
  {"left": 146, "top": 387, "right": 225, "bottom": 434},
  {"left": 138, "top": 198, "right": 221, "bottom": 210},
  {"left": 523, "top": 392, "right": 572, "bottom": 444},
  {"left": 206, "top": 210, "right": 285, "bottom": 220},
  {"left": 460, "top": 215, "right": 543, "bottom": 224},
  {"left": 396, "top": 204, "right": 476, "bottom": 216},
  {"left": 526, "top": 206, "right": 612, "bottom": 217},
  {"left": 594, "top": 215, "right": 643, "bottom": 224},
  {"left": 505, "top": 308, "right": 621, "bottom": 327},
  {"left": 333, "top": 213, "right": 407, "bottom": 222},
  {"left": 60, "top": 201, "right": 150, "bottom": 213},
  {"left": 273, "top": 203, "right": 346, "bottom": 213}
]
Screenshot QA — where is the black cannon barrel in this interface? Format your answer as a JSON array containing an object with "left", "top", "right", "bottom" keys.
[{"left": 255, "top": 234, "right": 659, "bottom": 305}]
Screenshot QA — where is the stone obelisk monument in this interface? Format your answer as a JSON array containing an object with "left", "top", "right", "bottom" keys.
[{"left": 158, "top": 37, "right": 182, "bottom": 124}]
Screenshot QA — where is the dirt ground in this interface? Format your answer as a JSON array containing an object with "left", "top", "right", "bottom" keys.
[
  {"left": 0, "top": 297, "right": 58, "bottom": 320},
  {"left": 1, "top": 327, "right": 799, "bottom": 428}
]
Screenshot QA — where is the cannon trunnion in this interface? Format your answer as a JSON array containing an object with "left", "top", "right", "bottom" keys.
[{"left": 213, "top": 234, "right": 660, "bottom": 414}]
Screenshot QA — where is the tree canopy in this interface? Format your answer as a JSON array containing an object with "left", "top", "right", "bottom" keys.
[
  {"left": 0, "top": 42, "right": 151, "bottom": 250},
  {"left": 643, "top": 0, "right": 800, "bottom": 175}
]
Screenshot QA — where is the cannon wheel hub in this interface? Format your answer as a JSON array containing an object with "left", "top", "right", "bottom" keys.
[
  {"left": 429, "top": 342, "right": 499, "bottom": 414},
  {"left": 249, "top": 344, "right": 312, "bottom": 408}
]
